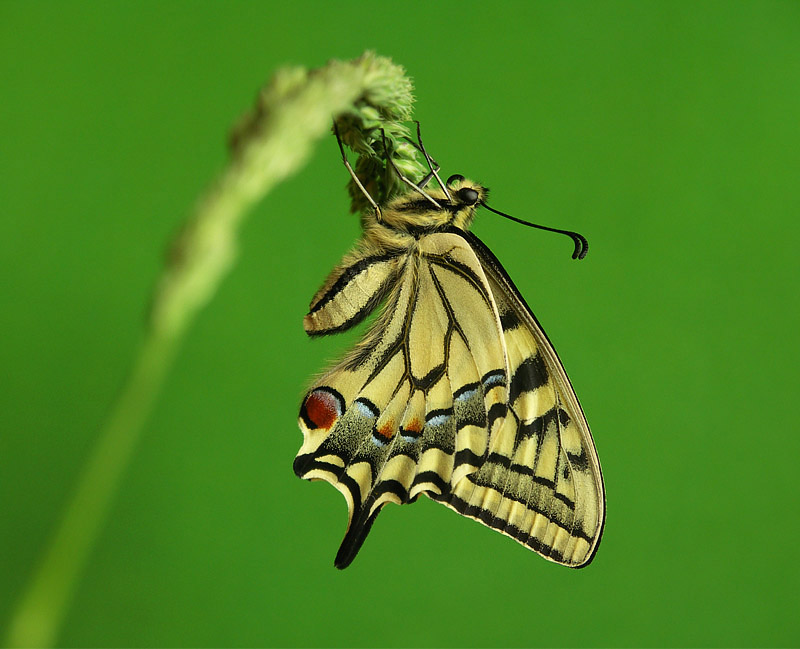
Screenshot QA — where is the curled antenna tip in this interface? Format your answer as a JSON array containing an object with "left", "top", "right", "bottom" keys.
[
  {"left": 481, "top": 201, "right": 590, "bottom": 261},
  {"left": 571, "top": 232, "right": 589, "bottom": 260}
]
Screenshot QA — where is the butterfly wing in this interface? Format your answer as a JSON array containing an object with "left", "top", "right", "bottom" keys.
[
  {"left": 434, "top": 229, "right": 605, "bottom": 567},
  {"left": 296, "top": 232, "right": 510, "bottom": 568}
]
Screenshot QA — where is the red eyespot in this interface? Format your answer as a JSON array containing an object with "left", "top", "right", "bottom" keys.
[{"left": 300, "top": 387, "right": 344, "bottom": 431}]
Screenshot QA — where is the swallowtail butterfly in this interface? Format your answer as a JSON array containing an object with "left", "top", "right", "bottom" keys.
[{"left": 295, "top": 126, "right": 605, "bottom": 569}]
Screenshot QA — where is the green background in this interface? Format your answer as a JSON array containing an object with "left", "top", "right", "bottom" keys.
[{"left": 2, "top": 1, "right": 799, "bottom": 647}]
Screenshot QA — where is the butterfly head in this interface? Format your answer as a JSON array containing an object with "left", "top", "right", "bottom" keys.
[{"left": 378, "top": 174, "right": 489, "bottom": 234}]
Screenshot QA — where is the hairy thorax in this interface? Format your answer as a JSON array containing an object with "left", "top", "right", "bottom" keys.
[{"left": 361, "top": 178, "right": 487, "bottom": 246}]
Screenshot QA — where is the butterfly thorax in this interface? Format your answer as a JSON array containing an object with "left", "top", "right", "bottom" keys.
[{"left": 362, "top": 178, "right": 488, "bottom": 244}]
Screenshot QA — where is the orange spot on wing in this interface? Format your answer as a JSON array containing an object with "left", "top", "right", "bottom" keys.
[{"left": 375, "top": 421, "right": 395, "bottom": 441}]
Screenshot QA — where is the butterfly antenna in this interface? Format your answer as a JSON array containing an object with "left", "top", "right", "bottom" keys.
[
  {"left": 481, "top": 202, "right": 589, "bottom": 260},
  {"left": 333, "top": 121, "right": 382, "bottom": 220},
  {"left": 413, "top": 121, "right": 451, "bottom": 199},
  {"left": 380, "top": 129, "right": 442, "bottom": 208}
]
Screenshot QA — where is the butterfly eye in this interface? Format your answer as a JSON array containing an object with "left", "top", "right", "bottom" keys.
[
  {"left": 446, "top": 174, "right": 465, "bottom": 186},
  {"left": 457, "top": 187, "right": 480, "bottom": 205}
]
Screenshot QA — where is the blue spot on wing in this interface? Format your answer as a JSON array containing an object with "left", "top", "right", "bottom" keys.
[
  {"left": 353, "top": 398, "right": 379, "bottom": 419},
  {"left": 481, "top": 370, "right": 506, "bottom": 390},
  {"left": 425, "top": 408, "right": 452, "bottom": 428},
  {"left": 454, "top": 387, "right": 478, "bottom": 402}
]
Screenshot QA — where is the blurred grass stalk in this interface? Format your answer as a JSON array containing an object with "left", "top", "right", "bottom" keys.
[{"left": 5, "top": 51, "right": 422, "bottom": 648}]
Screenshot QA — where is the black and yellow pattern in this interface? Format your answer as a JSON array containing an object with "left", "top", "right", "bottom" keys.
[{"left": 296, "top": 175, "right": 604, "bottom": 569}]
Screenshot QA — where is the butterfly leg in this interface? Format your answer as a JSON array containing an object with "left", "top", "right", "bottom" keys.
[
  {"left": 412, "top": 121, "right": 452, "bottom": 199},
  {"left": 402, "top": 127, "right": 442, "bottom": 190},
  {"left": 333, "top": 121, "right": 382, "bottom": 220},
  {"left": 412, "top": 161, "right": 439, "bottom": 189},
  {"left": 379, "top": 129, "right": 442, "bottom": 208}
]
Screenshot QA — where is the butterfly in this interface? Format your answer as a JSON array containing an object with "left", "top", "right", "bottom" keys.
[{"left": 295, "top": 125, "right": 605, "bottom": 569}]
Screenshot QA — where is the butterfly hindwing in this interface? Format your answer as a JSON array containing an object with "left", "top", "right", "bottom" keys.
[{"left": 296, "top": 232, "right": 509, "bottom": 567}]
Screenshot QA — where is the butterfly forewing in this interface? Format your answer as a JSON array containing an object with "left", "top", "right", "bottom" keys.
[{"left": 436, "top": 231, "right": 605, "bottom": 567}]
